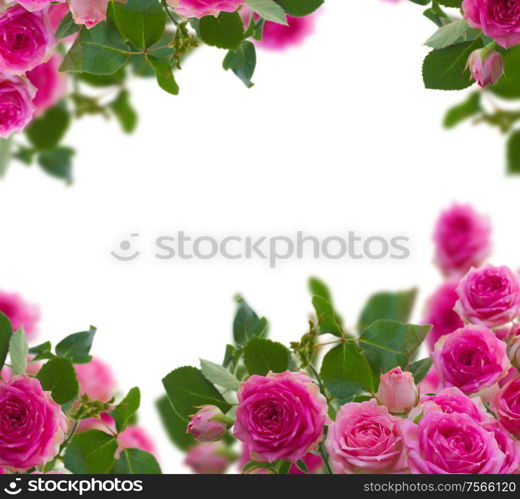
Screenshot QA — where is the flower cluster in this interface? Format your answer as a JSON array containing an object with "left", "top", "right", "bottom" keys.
[
  {"left": 0, "top": 303, "right": 160, "bottom": 474},
  {"left": 160, "top": 202, "right": 520, "bottom": 474},
  {"left": 0, "top": 0, "right": 321, "bottom": 182}
]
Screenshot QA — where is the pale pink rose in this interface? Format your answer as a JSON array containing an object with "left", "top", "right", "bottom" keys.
[
  {"left": 432, "top": 325, "right": 510, "bottom": 394},
  {"left": 402, "top": 412, "right": 505, "bottom": 474},
  {"left": 455, "top": 265, "right": 520, "bottom": 328},
  {"left": 185, "top": 442, "right": 232, "bottom": 474},
  {"left": 412, "top": 387, "right": 488, "bottom": 423},
  {"left": 376, "top": 367, "right": 418, "bottom": 414},
  {"left": 118, "top": 425, "right": 157, "bottom": 458},
  {"left": 484, "top": 420, "right": 520, "bottom": 474},
  {"left": 463, "top": 0, "right": 520, "bottom": 49},
  {"left": 493, "top": 376, "right": 520, "bottom": 438},
  {"left": 75, "top": 358, "right": 116, "bottom": 402},
  {"left": 167, "top": 0, "right": 245, "bottom": 19},
  {"left": 419, "top": 367, "right": 441, "bottom": 395},
  {"left": 69, "top": 0, "right": 109, "bottom": 29},
  {"left": 187, "top": 405, "right": 228, "bottom": 442},
  {"left": 325, "top": 400, "right": 406, "bottom": 474},
  {"left": 4, "top": 0, "right": 61, "bottom": 12},
  {"left": 423, "top": 281, "right": 464, "bottom": 351},
  {"left": 234, "top": 371, "right": 327, "bottom": 463},
  {"left": 433, "top": 204, "right": 491, "bottom": 277},
  {"left": 0, "top": 6, "right": 55, "bottom": 75},
  {"left": 27, "top": 55, "right": 66, "bottom": 116},
  {"left": 0, "top": 291, "right": 39, "bottom": 341},
  {"left": 468, "top": 49, "right": 503, "bottom": 87},
  {"left": 0, "top": 376, "right": 67, "bottom": 471}
]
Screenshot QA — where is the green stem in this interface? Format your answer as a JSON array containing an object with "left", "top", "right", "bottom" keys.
[
  {"left": 318, "top": 442, "right": 333, "bottom": 475},
  {"left": 162, "top": 0, "right": 179, "bottom": 26}
]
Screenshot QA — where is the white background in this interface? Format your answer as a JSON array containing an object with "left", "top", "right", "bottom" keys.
[{"left": 1, "top": 1, "right": 520, "bottom": 473}]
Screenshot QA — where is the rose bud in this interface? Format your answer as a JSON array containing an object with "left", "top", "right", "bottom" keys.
[
  {"left": 506, "top": 325, "right": 520, "bottom": 369},
  {"left": 376, "top": 367, "right": 418, "bottom": 414},
  {"left": 468, "top": 49, "right": 503, "bottom": 88},
  {"left": 187, "top": 405, "right": 230, "bottom": 442},
  {"left": 185, "top": 442, "right": 233, "bottom": 474}
]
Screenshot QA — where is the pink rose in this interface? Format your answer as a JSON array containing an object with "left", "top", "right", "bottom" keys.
[
  {"left": 325, "top": 400, "right": 406, "bottom": 474},
  {"left": 484, "top": 420, "right": 520, "bottom": 474},
  {"left": 419, "top": 367, "right": 440, "bottom": 395},
  {"left": 376, "top": 367, "right": 418, "bottom": 414},
  {"left": 468, "top": 49, "right": 504, "bottom": 87},
  {"left": 69, "top": 0, "right": 109, "bottom": 29},
  {"left": 2, "top": 355, "right": 41, "bottom": 381},
  {"left": 463, "top": 0, "right": 520, "bottom": 49},
  {"left": 0, "top": 291, "right": 39, "bottom": 341},
  {"left": 246, "top": 467, "right": 273, "bottom": 474},
  {"left": 75, "top": 358, "right": 116, "bottom": 402},
  {"left": 493, "top": 377, "right": 520, "bottom": 438},
  {"left": 167, "top": 0, "right": 245, "bottom": 19},
  {"left": 432, "top": 325, "right": 510, "bottom": 394},
  {"left": 402, "top": 412, "right": 505, "bottom": 474},
  {"left": 118, "top": 425, "right": 157, "bottom": 458},
  {"left": 0, "top": 6, "right": 55, "bottom": 75},
  {"left": 239, "top": 444, "right": 322, "bottom": 474},
  {"left": 0, "top": 75, "right": 35, "bottom": 139},
  {"left": 0, "top": 376, "right": 67, "bottom": 470},
  {"left": 423, "top": 281, "right": 464, "bottom": 351},
  {"left": 185, "top": 442, "right": 232, "bottom": 474},
  {"left": 433, "top": 204, "right": 491, "bottom": 277},
  {"left": 27, "top": 55, "right": 67, "bottom": 116},
  {"left": 455, "top": 265, "right": 520, "bottom": 327},
  {"left": 4, "top": 0, "right": 61, "bottom": 12},
  {"left": 187, "top": 405, "right": 228, "bottom": 442},
  {"left": 257, "top": 14, "right": 316, "bottom": 51},
  {"left": 234, "top": 371, "right": 327, "bottom": 463}
]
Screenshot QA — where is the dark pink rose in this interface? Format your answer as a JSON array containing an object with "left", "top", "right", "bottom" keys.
[
  {"left": 433, "top": 204, "right": 491, "bottom": 277},
  {"left": 0, "top": 75, "right": 36, "bottom": 138},
  {"left": 0, "top": 6, "right": 55, "bottom": 75},
  {"left": 167, "top": 0, "right": 245, "bottom": 19},
  {"left": 0, "top": 376, "right": 67, "bottom": 471},
  {"left": 0, "top": 290, "right": 39, "bottom": 341},
  {"left": 118, "top": 425, "right": 157, "bottom": 458},
  {"left": 493, "top": 376, "right": 520, "bottom": 438},
  {"left": 5, "top": 0, "right": 61, "bottom": 12},
  {"left": 27, "top": 55, "right": 66, "bottom": 116},
  {"left": 239, "top": 444, "right": 322, "bottom": 474},
  {"left": 257, "top": 14, "right": 316, "bottom": 51},
  {"left": 455, "top": 265, "right": 520, "bottom": 327},
  {"left": 325, "top": 400, "right": 406, "bottom": 474},
  {"left": 234, "top": 371, "right": 327, "bottom": 463},
  {"left": 418, "top": 367, "right": 441, "bottom": 395},
  {"left": 463, "top": 0, "right": 520, "bottom": 48},
  {"left": 433, "top": 325, "right": 510, "bottom": 394},
  {"left": 75, "top": 357, "right": 117, "bottom": 402},
  {"left": 402, "top": 412, "right": 506, "bottom": 473},
  {"left": 423, "top": 281, "right": 464, "bottom": 351},
  {"left": 484, "top": 420, "right": 520, "bottom": 474},
  {"left": 185, "top": 442, "right": 232, "bottom": 474}
]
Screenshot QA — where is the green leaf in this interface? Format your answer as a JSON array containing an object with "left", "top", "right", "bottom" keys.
[
  {"left": 0, "top": 137, "right": 12, "bottom": 178},
  {"left": 37, "top": 147, "right": 74, "bottom": 183},
  {"left": 422, "top": 39, "right": 483, "bottom": 90},
  {"left": 200, "top": 359, "right": 241, "bottom": 391},
  {"left": 233, "top": 297, "right": 268, "bottom": 346},
  {"left": 296, "top": 460, "right": 309, "bottom": 473},
  {"left": 55, "top": 327, "right": 96, "bottom": 364},
  {"left": 37, "top": 357, "right": 79, "bottom": 405},
  {"left": 29, "top": 341, "right": 52, "bottom": 356},
  {"left": 273, "top": 0, "right": 323, "bottom": 16},
  {"left": 110, "top": 387, "right": 141, "bottom": 432},
  {"left": 507, "top": 129, "right": 520, "bottom": 174},
  {"left": 358, "top": 289, "right": 417, "bottom": 332},
  {"left": 56, "top": 11, "right": 80, "bottom": 39},
  {"left": 146, "top": 56, "right": 179, "bottom": 95},
  {"left": 425, "top": 19, "right": 480, "bottom": 49},
  {"left": 109, "top": 90, "right": 138, "bottom": 133},
  {"left": 243, "top": 337, "right": 290, "bottom": 376},
  {"left": 60, "top": 20, "right": 131, "bottom": 75},
  {"left": 246, "top": 0, "right": 287, "bottom": 24},
  {"left": 78, "top": 67, "right": 126, "bottom": 87},
  {"left": 443, "top": 91, "right": 481, "bottom": 128},
  {"left": 162, "top": 366, "right": 231, "bottom": 422},
  {"left": 320, "top": 340, "right": 377, "bottom": 403},
  {"left": 112, "top": 448, "right": 161, "bottom": 474},
  {"left": 223, "top": 41, "right": 256, "bottom": 88},
  {"left": 491, "top": 45, "right": 520, "bottom": 100},
  {"left": 110, "top": 0, "right": 166, "bottom": 50},
  {"left": 0, "top": 313, "right": 12, "bottom": 372},
  {"left": 308, "top": 277, "right": 333, "bottom": 303},
  {"left": 26, "top": 105, "right": 71, "bottom": 151},
  {"left": 64, "top": 430, "right": 118, "bottom": 474},
  {"left": 409, "top": 358, "right": 433, "bottom": 384},
  {"left": 199, "top": 12, "right": 245, "bottom": 50},
  {"left": 437, "top": 0, "right": 462, "bottom": 6},
  {"left": 312, "top": 296, "right": 343, "bottom": 337},
  {"left": 359, "top": 320, "right": 431, "bottom": 376},
  {"left": 156, "top": 395, "right": 196, "bottom": 451},
  {"left": 9, "top": 328, "right": 28, "bottom": 376}
]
